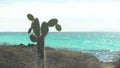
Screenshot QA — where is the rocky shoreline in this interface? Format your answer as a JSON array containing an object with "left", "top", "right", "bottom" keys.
[{"left": 0, "top": 44, "right": 117, "bottom": 68}]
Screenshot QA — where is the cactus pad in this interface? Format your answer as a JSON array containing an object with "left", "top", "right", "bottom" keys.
[
  {"left": 27, "top": 14, "right": 34, "bottom": 21},
  {"left": 32, "top": 18, "right": 40, "bottom": 36},
  {"left": 47, "top": 19, "right": 58, "bottom": 27},
  {"left": 30, "top": 34, "right": 37, "bottom": 42},
  {"left": 41, "top": 22, "right": 49, "bottom": 37},
  {"left": 55, "top": 24, "right": 62, "bottom": 31}
]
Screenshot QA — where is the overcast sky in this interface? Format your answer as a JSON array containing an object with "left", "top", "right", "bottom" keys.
[{"left": 0, "top": 0, "right": 120, "bottom": 32}]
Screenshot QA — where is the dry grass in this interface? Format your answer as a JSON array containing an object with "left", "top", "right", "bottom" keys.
[
  {"left": 101, "top": 62, "right": 115, "bottom": 68},
  {"left": 113, "top": 58, "right": 120, "bottom": 68},
  {"left": 0, "top": 44, "right": 101, "bottom": 68}
]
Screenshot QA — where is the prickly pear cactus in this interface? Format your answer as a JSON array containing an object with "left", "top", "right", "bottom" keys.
[
  {"left": 27, "top": 14, "right": 62, "bottom": 68},
  {"left": 27, "top": 14, "right": 61, "bottom": 40}
]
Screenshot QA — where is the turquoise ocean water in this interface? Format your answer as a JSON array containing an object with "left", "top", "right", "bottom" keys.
[{"left": 0, "top": 32, "right": 120, "bottom": 62}]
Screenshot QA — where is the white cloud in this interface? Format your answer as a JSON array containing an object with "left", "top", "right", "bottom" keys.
[
  {"left": 1, "top": 2, "right": 120, "bottom": 18},
  {"left": 0, "top": 1, "right": 120, "bottom": 32}
]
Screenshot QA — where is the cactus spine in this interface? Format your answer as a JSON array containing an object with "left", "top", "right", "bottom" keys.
[{"left": 27, "top": 14, "right": 62, "bottom": 68}]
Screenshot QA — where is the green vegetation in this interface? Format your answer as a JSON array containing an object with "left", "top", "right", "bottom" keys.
[{"left": 27, "top": 14, "right": 62, "bottom": 68}]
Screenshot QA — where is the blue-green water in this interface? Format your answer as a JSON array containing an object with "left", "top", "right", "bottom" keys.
[
  {"left": 0, "top": 32, "right": 120, "bottom": 62},
  {"left": 1, "top": 32, "right": 120, "bottom": 50}
]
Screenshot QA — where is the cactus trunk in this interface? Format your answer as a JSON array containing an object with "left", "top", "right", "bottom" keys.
[{"left": 37, "top": 36, "right": 46, "bottom": 68}]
